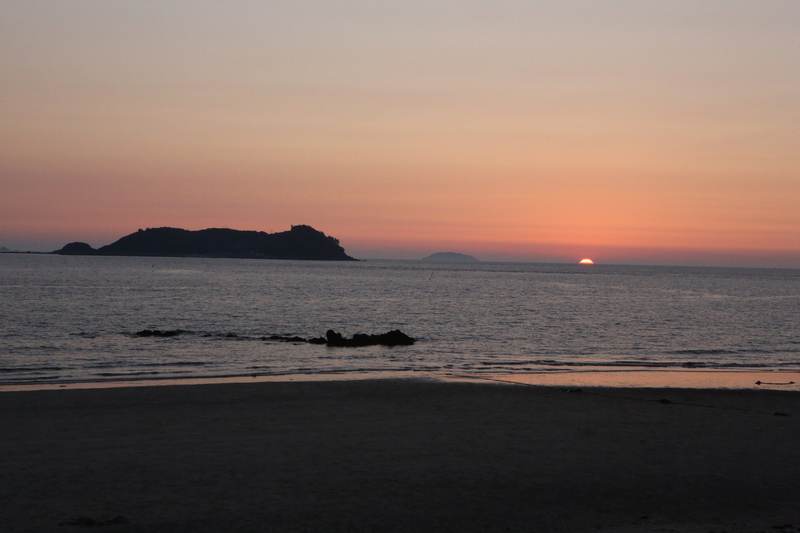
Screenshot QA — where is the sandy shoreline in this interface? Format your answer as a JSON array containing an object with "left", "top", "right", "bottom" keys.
[
  {"left": 3, "top": 369, "right": 799, "bottom": 393},
  {"left": 2, "top": 379, "right": 799, "bottom": 532}
]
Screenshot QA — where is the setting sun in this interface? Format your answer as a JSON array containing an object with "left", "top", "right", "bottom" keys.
[{"left": 579, "top": 259, "right": 595, "bottom": 265}]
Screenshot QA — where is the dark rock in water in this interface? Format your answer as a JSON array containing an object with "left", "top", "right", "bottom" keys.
[
  {"left": 324, "top": 329, "right": 415, "bottom": 347},
  {"left": 261, "top": 329, "right": 416, "bottom": 346},
  {"left": 131, "top": 328, "right": 414, "bottom": 345},
  {"left": 325, "top": 329, "right": 346, "bottom": 346},
  {"left": 375, "top": 330, "right": 416, "bottom": 346},
  {"left": 63, "top": 516, "right": 100, "bottom": 527},
  {"left": 135, "top": 329, "right": 185, "bottom": 337},
  {"left": 267, "top": 335, "right": 307, "bottom": 343}
]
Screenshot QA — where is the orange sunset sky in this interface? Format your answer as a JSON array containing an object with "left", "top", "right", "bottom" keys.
[{"left": 2, "top": 2, "right": 798, "bottom": 267}]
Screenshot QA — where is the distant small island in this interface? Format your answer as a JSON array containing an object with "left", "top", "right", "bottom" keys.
[
  {"left": 54, "top": 225, "right": 357, "bottom": 261},
  {"left": 422, "top": 252, "right": 479, "bottom": 262}
]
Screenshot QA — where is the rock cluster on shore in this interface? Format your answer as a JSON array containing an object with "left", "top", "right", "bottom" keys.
[
  {"left": 275, "top": 329, "right": 416, "bottom": 347},
  {"left": 318, "top": 329, "right": 415, "bottom": 347},
  {"left": 134, "top": 328, "right": 416, "bottom": 347}
]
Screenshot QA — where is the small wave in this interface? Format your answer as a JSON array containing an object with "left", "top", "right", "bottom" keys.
[
  {"left": 0, "top": 366, "right": 63, "bottom": 373},
  {"left": 0, "top": 374, "right": 61, "bottom": 383},
  {"left": 480, "top": 360, "right": 683, "bottom": 368},
  {"left": 132, "top": 361, "right": 208, "bottom": 368},
  {"left": 204, "top": 333, "right": 262, "bottom": 341},
  {"left": 70, "top": 332, "right": 98, "bottom": 338},
  {"left": 95, "top": 371, "right": 162, "bottom": 377},
  {"left": 671, "top": 348, "right": 800, "bottom": 356},
  {"left": 672, "top": 349, "right": 738, "bottom": 355},
  {"left": 133, "top": 329, "right": 189, "bottom": 338},
  {"left": 478, "top": 359, "right": 782, "bottom": 370},
  {"left": 86, "top": 360, "right": 207, "bottom": 369},
  {"left": 480, "top": 360, "right": 534, "bottom": 366}
]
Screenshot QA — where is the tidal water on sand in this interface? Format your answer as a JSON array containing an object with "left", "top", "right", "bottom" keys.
[{"left": 1, "top": 253, "right": 799, "bottom": 386}]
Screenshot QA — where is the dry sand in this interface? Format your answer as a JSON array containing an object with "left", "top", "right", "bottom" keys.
[{"left": 1, "top": 379, "right": 799, "bottom": 532}]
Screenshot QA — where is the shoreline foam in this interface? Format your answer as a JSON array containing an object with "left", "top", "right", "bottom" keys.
[{"left": 2, "top": 369, "right": 799, "bottom": 393}]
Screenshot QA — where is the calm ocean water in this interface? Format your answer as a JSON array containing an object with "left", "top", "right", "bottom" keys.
[{"left": 1, "top": 253, "right": 799, "bottom": 386}]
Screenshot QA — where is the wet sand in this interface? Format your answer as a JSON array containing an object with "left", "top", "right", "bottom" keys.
[{"left": 1, "top": 379, "right": 799, "bottom": 532}]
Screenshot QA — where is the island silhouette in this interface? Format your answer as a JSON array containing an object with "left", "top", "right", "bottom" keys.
[
  {"left": 422, "top": 252, "right": 479, "bottom": 262},
  {"left": 55, "top": 225, "right": 356, "bottom": 261}
]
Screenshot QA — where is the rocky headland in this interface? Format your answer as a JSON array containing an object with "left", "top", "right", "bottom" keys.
[{"left": 54, "top": 225, "right": 356, "bottom": 261}]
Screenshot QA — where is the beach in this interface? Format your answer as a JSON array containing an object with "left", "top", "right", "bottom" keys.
[{"left": 2, "top": 379, "right": 799, "bottom": 532}]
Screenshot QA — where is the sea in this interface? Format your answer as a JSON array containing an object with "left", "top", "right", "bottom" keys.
[{"left": 1, "top": 253, "right": 799, "bottom": 389}]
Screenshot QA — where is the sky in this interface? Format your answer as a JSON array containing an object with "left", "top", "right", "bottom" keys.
[{"left": 2, "top": 1, "right": 799, "bottom": 267}]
